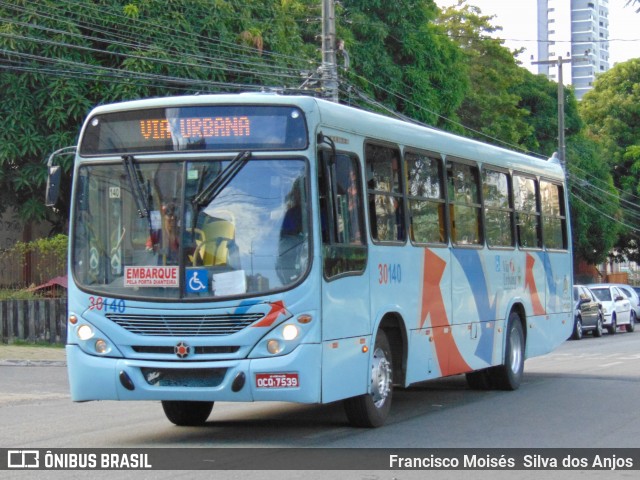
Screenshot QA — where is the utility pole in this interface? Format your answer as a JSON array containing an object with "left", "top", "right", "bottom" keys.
[
  {"left": 531, "top": 55, "right": 573, "bottom": 170},
  {"left": 321, "top": 0, "right": 338, "bottom": 102}
]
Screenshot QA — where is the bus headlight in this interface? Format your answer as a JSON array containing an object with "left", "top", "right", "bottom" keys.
[
  {"left": 71, "top": 320, "right": 122, "bottom": 358},
  {"left": 267, "top": 340, "right": 283, "bottom": 354},
  {"left": 77, "top": 324, "right": 94, "bottom": 341},
  {"left": 249, "top": 313, "right": 316, "bottom": 358},
  {"left": 282, "top": 324, "right": 299, "bottom": 341},
  {"left": 95, "top": 339, "right": 110, "bottom": 355}
]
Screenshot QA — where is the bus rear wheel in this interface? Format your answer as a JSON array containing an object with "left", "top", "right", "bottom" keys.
[
  {"left": 161, "top": 400, "right": 214, "bottom": 426},
  {"left": 344, "top": 330, "right": 393, "bottom": 428},
  {"left": 489, "top": 312, "right": 525, "bottom": 390}
]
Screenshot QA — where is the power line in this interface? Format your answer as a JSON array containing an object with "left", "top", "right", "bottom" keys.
[
  {"left": 0, "top": 10, "right": 314, "bottom": 76},
  {"left": 343, "top": 74, "right": 549, "bottom": 159},
  {"left": 0, "top": 0, "right": 319, "bottom": 89},
  {"left": 570, "top": 192, "right": 640, "bottom": 235},
  {"left": 0, "top": 29, "right": 308, "bottom": 84},
  {"left": 22, "top": 0, "right": 314, "bottom": 65}
]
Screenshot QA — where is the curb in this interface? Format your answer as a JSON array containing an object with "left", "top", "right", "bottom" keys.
[
  {"left": 0, "top": 359, "right": 67, "bottom": 367},
  {"left": 0, "top": 345, "right": 67, "bottom": 365}
]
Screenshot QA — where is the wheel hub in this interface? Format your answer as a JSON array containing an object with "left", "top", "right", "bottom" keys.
[{"left": 370, "top": 347, "right": 392, "bottom": 407}]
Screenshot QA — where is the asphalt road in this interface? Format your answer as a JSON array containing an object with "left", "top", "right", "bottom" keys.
[{"left": 1, "top": 330, "right": 639, "bottom": 478}]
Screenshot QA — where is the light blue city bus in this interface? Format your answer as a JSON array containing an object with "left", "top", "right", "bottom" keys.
[{"left": 55, "top": 93, "right": 572, "bottom": 427}]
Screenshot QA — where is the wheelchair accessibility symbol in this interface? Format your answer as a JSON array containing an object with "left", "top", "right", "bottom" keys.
[{"left": 186, "top": 269, "right": 209, "bottom": 293}]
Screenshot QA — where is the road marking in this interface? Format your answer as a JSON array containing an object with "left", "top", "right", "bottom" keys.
[
  {"left": 598, "top": 362, "right": 623, "bottom": 368},
  {"left": 0, "top": 393, "right": 69, "bottom": 406}
]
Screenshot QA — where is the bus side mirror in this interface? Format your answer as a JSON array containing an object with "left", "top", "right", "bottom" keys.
[
  {"left": 45, "top": 165, "right": 61, "bottom": 207},
  {"left": 44, "top": 145, "right": 77, "bottom": 208}
]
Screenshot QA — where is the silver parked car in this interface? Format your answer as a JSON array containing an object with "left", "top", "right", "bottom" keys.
[{"left": 588, "top": 284, "right": 635, "bottom": 335}]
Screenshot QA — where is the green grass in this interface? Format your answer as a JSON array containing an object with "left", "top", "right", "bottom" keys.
[
  {"left": 5, "top": 339, "right": 64, "bottom": 348},
  {"left": 0, "top": 289, "right": 43, "bottom": 300},
  {"left": 0, "top": 289, "right": 66, "bottom": 300}
]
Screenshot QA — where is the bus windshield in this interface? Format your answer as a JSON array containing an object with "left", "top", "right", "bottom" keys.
[{"left": 72, "top": 157, "right": 310, "bottom": 300}]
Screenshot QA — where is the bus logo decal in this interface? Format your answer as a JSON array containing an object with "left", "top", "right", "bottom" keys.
[
  {"left": 252, "top": 301, "right": 291, "bottom": 328},
  {"left": 174, "top": 342, "right": 191, "bottom": 359}
]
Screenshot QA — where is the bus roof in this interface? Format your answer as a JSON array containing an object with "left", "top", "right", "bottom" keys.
[{"left": 85, "top": 92, "right": 565, "bottom": 180}]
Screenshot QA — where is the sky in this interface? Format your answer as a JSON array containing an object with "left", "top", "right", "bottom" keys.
[{"left": 435, "top": 0, "right": 640, "bottom": 69}]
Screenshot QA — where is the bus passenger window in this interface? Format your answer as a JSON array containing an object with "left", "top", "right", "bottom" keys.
[
  {"left": 483, "top": 169, "right": 514, "bottom": 247},
  {"left": 335, "top": 156, "right": 364, "bottom": 244},
  {"left": 405, "top": 151, "right": 446, "bottom": 244},
  {"left": 540, "top": 181, "right": 567, "bottom": 249},
  {"left": 513, "top": 175, "right": 541, "bottom": 249},
  {"left": 447, "top": 161, "right": 482, "bottom": 246},
  {"left": 366, "top": 144, "right": 405, "bottom": 242}
]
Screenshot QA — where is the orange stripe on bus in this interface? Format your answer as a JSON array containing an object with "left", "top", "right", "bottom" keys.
[
  {"left": 420, "top": 249, "right": 471, "bottom": 376},
  {"left": 525, "top": 254, "right": 545, "bottom": 316}
]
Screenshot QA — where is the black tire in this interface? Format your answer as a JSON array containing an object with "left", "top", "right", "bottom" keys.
[
  {"left": 161, "top": 400, "right": 214, "bottom": 426},
  {"left": 466, "top": 369, "right": 493, "bottom": 390},
  {"left": 488, "top": 312, "right": 525, "bottom": 391},
  {"left": 607, "top": 315, "right": 617, "bottom": 335},
  {"left": 626, "top": 311, "right": 636, "bottom": 333},
  {"left": 593, "top": 314, "right": 604, "bottom": 338},
  {"left": 344, "top": 330, "right": 393, "bottom": 428},
  {"left": 572, "top": 317, "right": 583, "bottom": 340}
]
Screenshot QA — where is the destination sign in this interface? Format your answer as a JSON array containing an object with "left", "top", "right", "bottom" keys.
[
  {"left": 139, "top": 116, "right": 251, "bottom": 140},
  {"left": 80, "top": 105, "right": 308, "bottom": 155}
]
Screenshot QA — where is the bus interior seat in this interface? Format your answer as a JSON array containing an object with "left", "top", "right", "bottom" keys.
[{"left": 193, "top": 218, "right": 235, "bottom": 266}]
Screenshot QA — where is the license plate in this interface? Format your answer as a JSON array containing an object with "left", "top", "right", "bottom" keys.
[{"left": 255, "top": 373, "right": 299, "bottom": 389}]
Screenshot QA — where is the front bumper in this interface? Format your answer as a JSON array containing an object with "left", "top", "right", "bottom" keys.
[{"left": 67, "top": 343, "right": 321, "bottom": 404}]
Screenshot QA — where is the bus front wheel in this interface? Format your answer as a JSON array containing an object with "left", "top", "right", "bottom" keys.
[
  {"left": 161, "top": 400, "right": 214, "bottom": 426},
  {"left": 344, "top": 330, "right": 393, "bottom": 428}
]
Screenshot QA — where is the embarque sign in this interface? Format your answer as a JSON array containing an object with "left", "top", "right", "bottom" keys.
[{"left": 124, "top": 266, "right": 179, "bottom": 287}]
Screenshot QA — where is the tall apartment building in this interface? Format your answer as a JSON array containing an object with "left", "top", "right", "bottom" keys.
[{"left": 536, "top": 0, "right": 610, "bottom": 100}]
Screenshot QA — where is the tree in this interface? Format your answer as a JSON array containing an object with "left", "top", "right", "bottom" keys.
[
  {"left": 512, "top": 68, "right": 583, "bottom": 156},
  {"left": 436, "top": 0, "right": 533, "bottom": 145},
  {"left": 0, "top": 0, "right": 318, "bottom": 231},
  {"left": 435, "top": 1, "right": 616, "bottom": 267},
  {"left": 339, "top": 0, "right": 467, "bottom": 128},
  {"left": 435, "top": 1, "right": 585, "bottom": 158},
  {"left": 565, "top": 134, "right": 620, "bottom": 266},
  {"left": 579, "top": 58, "right": 640, "bottom": 262},
  {"left": 1, "top": 0, "right": 472, "bottom": 231}
]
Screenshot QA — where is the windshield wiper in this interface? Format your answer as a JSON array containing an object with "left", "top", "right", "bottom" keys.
[
  {"left": 192, "top": 151, "right": 252, "bottom": 209},
  {"left": 122, "top": 155, "right": 150, "bottom": 218}
]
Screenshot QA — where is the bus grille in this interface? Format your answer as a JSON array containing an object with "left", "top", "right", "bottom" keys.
[
  {"left": 105, "top": 312, "right": 264, "bottom": 336},
  {"left": 141, "top": 367, "right": 226, "bottom": 387}
]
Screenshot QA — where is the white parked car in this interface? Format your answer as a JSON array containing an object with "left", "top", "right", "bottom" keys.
[
  {"left": 610, "top": 284, "right": 640, "bottom": 324},
  {"left": 588, "top": 284, "right": 634, "bottom": 335}
]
